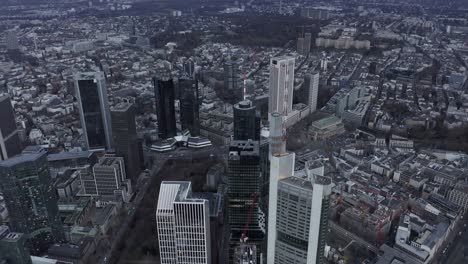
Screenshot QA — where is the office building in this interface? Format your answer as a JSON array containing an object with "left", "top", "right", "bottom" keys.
[
  {"left": 273, "top": 172, "right": 332, "bottom": 264},
  {"left": 183, "top": 59, "right": 196, "bottom": 78},
  {"left": 0, "top": 226, "right": 31, "bottom": 264},
  {"left": 304, "top": 73, "right": 320, "bottom": 113},
  {"left": 74, "top": 72, "right": 113, "bottom": 151},
  {"left": 268, "top": 57, "right": 295, "bottom": 118},
  {"left": 156, "top": 181, "right": 211, "bottom": 264},
  {"left": 267, "top": 113, "right": 296, "bottom": 264},
  {"left": 91, "top": 155, "right": 131, "bottom": 202},
  {"left": 297, "top": 33, "right": 312, "bottom": 55},
  {"left": 0, "top": 94, "right": 22, "bottom": 160},
  {"left": 154, "top": 75, "right": 177, "bottom": 139},
  {"left": 233, "top": 100, "right": 260, "bottom": 141},
  {"left": 111, "top": 102, "right": 141, "bottom": 182},
  {"left": 224, "top": 60, "right": 239, "bottom": 91},
  {"left": 297, "top": 37, "right": 305, "bottom": 54},
  {"left": 179, "top": 77, "right": 200, "bottom": 136},
  {"left": 0, "top": 147, "right": 64, "bottom": 254},
  {"left": 227, "top": 140, "right": 263, "bottom": 242}
]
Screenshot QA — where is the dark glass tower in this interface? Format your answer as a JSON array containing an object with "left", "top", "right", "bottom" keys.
[
  {"left": 153, "top": 76, "right": 176, "bottom": 139},
  {"left": 224, "top": 60, "right": 239, "bottom": 91},
  {"left": 227, "top": 140, "right": 263, "bottom": 242},
  {"left": 0, "top": 94, "right": 22, "bottom": 160},
  {"left": 179, "top": 77, "right": 200, "bottom": 136},
  {"left": 111, "top": 102, "right": 141, "bottom": 182},
  {"left": 0, "top": 147, "right": 64, "bottom": 254},
  {"left": 74, "top": 72, "right": 113, "bottom": 150},
  {"left": 233, "top": 100, "right": 260, "bottom": 141}
]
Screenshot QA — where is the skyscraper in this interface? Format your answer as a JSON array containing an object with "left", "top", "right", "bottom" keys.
[
  {"left": 74, "top": 72, "right": 113, "bottom": 151},
  {"left": 304, "top": 72, "right": 320, "bottom": 113},
  {"left": 111, "top": 102, "right": 141, "bottom": 182},
  {"left": 233, "top": 100, "right": 260, "bottom": 141},
  {"left": 0, "top": 94, "right": 22, "bottom": 160},
  {"left": 156, "top": 181, "right": 211, "bottom": 264},
  {"left": 274, "top": 172, "right": 332, "bottom": 264},
  {"left": 5, "top": 31, "right": 19, "bottom": 51},
  {"left": 227, "top": 140, "right": 263, "bottom": 242},
  {"left": 183, "top": 59, "right": 196, "bottom": 78},
  {"left": 179, "top": 77, "right": 200, "bottom": 136},
  {"left": 154, "top": 75, "right": 177, "bottom": 139},
  {"left": 0, "top": 147, "right": 64, "bottom": 254},
  {"left": 224, "top": 60, "right": 239, "bottom": 91},
  {"left": 268, "top": 57, "right": 295, "bottom": 118}
]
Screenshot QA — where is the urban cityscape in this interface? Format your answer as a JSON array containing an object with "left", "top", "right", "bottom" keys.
[{"left": 1, "top": 0, "right": 468, "bottom": 264}]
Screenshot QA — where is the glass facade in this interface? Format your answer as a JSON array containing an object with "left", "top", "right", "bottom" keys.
[
  {"left": 154, "top": 77, "right": 176, "bottom": 139},
  {"left": 0, "top": 148, "right": 64, "bottom": 254},
  {"left": 78, "top": 79, "right": 107, "bottom": 149},
  {"left": 179, "top": 78, "right": 200, "bottom": 136}
]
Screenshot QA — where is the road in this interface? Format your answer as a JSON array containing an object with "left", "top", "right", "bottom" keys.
[{"left": 438, "top": 218, "right": 468, "bottom": 264}]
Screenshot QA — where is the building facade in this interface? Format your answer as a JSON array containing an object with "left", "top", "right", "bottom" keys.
[
  {"left": 111, "top": 102, "right": 141, "bottom": 182},
  {"left": 0, "top": 94, "right": 22, "bottom": 160},
  {"left": 179, "top": 77, "right": 200, "bottom": 136},
  {"left": 269, "top": 57, "right": 295, "bottom": 118},
  {"left": 0, "top": 226, "right": 31, "bottom": 264},
  {"left": 74, "top": 72, "right": 113, "bottom": 151},
  {"left": 0, "top": 147, "right": 64, "bottom": 254},
  {"left": 304, "top": 72, "right": 320, "bottom": 113},
  {"left": 156, "top": 181, "right": 211, "bottom": 264},
  {"left": 154, "top": 76, "right": 177, "bottom": 139},
  {"left": 233, "top": 100, "right": 260, "bottom": 141},
  {"left": 224, "top": 60, "right": 239, "bottom": 91}
]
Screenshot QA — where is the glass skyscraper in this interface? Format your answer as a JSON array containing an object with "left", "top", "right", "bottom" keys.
[
  {"left": 153, "top": 75, "right": 177, "bottom": 139},
  {"left": 233, "top": 100, "right": 260, "bottom": 141},
  {"left": 179, "top": 77, "right": 200, "bottom": 136},
  {"left": 0, "top": 147, "right": 64, "bottom": 254},
  {"left": 0, "top": 94, "right": 22, "bottom": 160},
  {"left": 74, "top": 72, "right": 113, "bottom": 151}
]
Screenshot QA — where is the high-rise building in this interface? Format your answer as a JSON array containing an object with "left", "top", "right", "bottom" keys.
[
  {"left": 74, "top": 72, "right": 113, "bottom": 151},
  {"left": 297, "top": 37, "right": 305, "bottom": 54},
  {"left": 156, "top": 181, "right": 211, "bottom": 264},
  {"left": 233, "top": 100, "right": 260, "bottom": 141},
  {"left": 154, "top": 75, "right": 177, "bottom": 139},
  {"left": 111, "top": 102, "right": 141, "bottom": 182},
  {"left": 0, "top": 226, "right": 31, "bottom": 264},
  {"left": 0, "top": 147, "right": 64, "bottom": 254},
  {"left": 268, "top": 57, "right": 295, "bottom": 118},
  {"left": 227, "top": 140, "right": 263, "bottom": 242},
  {"left": 304, "top": 72, "right": 320, "bottom": 113},
  {"left": 91, "top": 155, "right": 131, "bottom": 202},
  {"left": 224, "top": 60, "right": 239, "bottom": 91},
  {"left": 274, "top": 173, "right": 332, "bottom": 264},
  {"left": 0, "top": 94, "right": 22, "bottom": 160},
  {"left": 183, "top": 59, "right": 196, "bottom": 78},
  {"left": 304, "top": 33, "right": 312, "bottom": 54},
  {"left": 179, "top": 77, "right": 200, "bottom": 136}
]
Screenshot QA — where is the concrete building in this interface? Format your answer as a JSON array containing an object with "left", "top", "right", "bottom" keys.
[
  {"left": 156, "top": 181, "right": 211, "bottom": 264},
  {"left": 74, "top": 72, "right": 113, "bottom": 151},
  {"left": 309, "top": 115, "right": 345, "bottom": 141},
  {"left": 0, "top": 94, "right": 22, "bottom": 160},
  {"left": 0, "top": 147, "right": 64, "bottom": 254},
  {"left": 269, "top": 57, "right": 295, "bottom": 118},
  {"left": 91, "top": 155, "right": 131, "bottom": 203},
  {"left": 111, "top": 102, "right": 141, "bottom": 182}
]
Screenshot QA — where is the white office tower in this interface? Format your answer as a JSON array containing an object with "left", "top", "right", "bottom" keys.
[
  {"left": 304, "top": 72, "right": 320, "bottom": 113},
  {"left": 268, "top": 57, "right": 295, "bottom": 118},
  {"left": 267, "top": 112, "right": 295, "bottom": 264},
  {"left": 92, "top": 154, "right": 131, "bottom": 203},
  {"left": 156, "top": 181, "right": 211, "bottom": 264}
]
